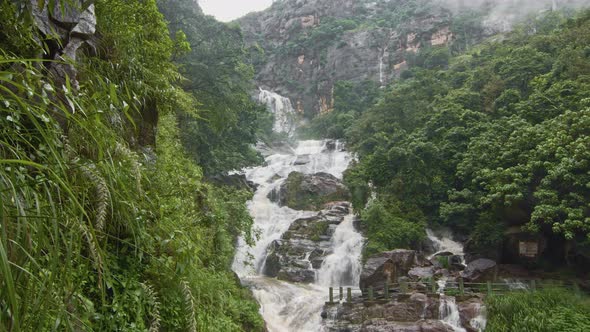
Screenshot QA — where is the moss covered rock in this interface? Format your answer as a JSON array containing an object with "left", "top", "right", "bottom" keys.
[{"left": 269, "top": 171, "right": 351, "bottom": 211}]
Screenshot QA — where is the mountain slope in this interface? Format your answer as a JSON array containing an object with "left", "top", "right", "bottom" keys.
[{"left": 239, "top": 0, "right": 586, "bottom": 116}]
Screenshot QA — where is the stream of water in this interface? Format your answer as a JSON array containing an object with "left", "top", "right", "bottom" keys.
[
  {"left": 234, "top": 89, "right": 486, "bottom": 331},
  {"left": 232, "top": 89, "right": 361, "bottom": 331}
]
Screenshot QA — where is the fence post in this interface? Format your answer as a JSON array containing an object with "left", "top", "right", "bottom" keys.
[
  {"left": 339, "top": 287, "right": 343, "bottom": 301},
  {"left": 368, "top": 286, "right": 374, "bottom": 301},
  {"left": 347, "top": 287, "right": 352, "bottom": 303},
  {"left": 329, "top": 287, "right": 334, "bottom": 303},
  {"left": 384, "top": 282, "right": 390, "bottom": 299},
  {"left": 459, "top": 278, "right": 464, "bottom": 296},
  {"left": 400, "top": 279, "right": 408, "bottom": 294},
  {"left": 487, "top": 281, "right": 492, "bottom": 295}
]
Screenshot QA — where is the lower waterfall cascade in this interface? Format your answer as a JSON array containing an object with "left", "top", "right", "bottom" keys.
[
  {"left": 232, "top": 138, "right": 359, "bottom": 332},
  {"left": 233, "top": 90, "right": 487, "bottom": 331}
]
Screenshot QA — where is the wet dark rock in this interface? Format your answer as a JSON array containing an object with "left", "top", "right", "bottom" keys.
[
  {"left": 262, "top": 202, "right": 351, "bottom": 283},
  {"left": 269, "top": 171, "right": 350, "bottom": 211},
  {"left": 325, "top": 140, "right": 337, "bottom": 151},
  {"left": 263, "top": 241, "right": 282, "bottom": 277},
  {"left": 360, "top": 250, "right": 426, "bottom": 291},
  {"left": 461, "top": 258, "right": 497, "bottom": 282},
  {"left": 433, "top": 251, "right": 454, "bottom": 258},
  {"left": 458, "top": 297, "right": 486, "bottom": 332},
  {"left": 278, "top": 269, "right": 316, "bottom": 283},
  {"left": 322, "top": 292, "right": 458, "bottom": 331},
  {"left": 294, "top": 154, "right": 311, "bottom": 165},
  {"left": 449, "top": 255, "right": 465, "bottom": 270},
  {"left": 322, "top": 292, "right": 484, "bottom": 332}
]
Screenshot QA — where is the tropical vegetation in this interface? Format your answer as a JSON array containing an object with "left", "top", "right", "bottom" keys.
[{"left": 0, "top": 0, "right": 266, "bottom": 330}]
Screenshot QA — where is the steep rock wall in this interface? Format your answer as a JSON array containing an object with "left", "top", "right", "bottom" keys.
[{"left": 238, "top": 0, "right": 581, "bottom": 117}]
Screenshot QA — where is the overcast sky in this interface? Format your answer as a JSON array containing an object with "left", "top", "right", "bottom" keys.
[{"left": 198, "top": 0, "right": 273, "bottom": 22}]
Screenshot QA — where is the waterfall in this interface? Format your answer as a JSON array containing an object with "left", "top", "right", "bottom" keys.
[
  {"left": 378, "top": 47, "right": 389, "bottom": 87},
  {"left": 232, "top": 95, "right": 360, "bottom": 330},
  {"left": 258, "top": 88, "right": 296, "bottom": 134},
  {"left": 428, "top": 229, "right": 481, "bottom": 331},
  {"left": 316, "top": 214, "right": 364, "bottom": 287},
  {"left": 470, "top": 302, "right": 488, "bottom": 332},
  {"left": 439, "top": 295, "right": 467, "bottom": 332},
  {"left": 426, "top": 228, "right": 465, "bottom": 264}
]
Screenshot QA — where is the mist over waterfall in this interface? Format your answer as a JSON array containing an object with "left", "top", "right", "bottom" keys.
[{"left": 232, "top": 89, "right": 361, "bottom": 331}]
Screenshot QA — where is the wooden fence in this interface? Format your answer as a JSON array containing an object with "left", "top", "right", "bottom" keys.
[{"left": 325, "top": 279, "right": 586, "bottom": 305}]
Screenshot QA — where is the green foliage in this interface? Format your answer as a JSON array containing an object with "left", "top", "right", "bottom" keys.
[
  {"left": 486, "top": 288, "right": 590, "bottom": 332},
  {"left": 299, "top": 80, "right": 381, "bottom": 139},
  {"left": 360, "top": 200, "right": 426, "bottom": 257},
  {"left": 0, "top": 0, "right": 264, "bottom": 330},
  {"left": 157, "top": 0, "right": 270, "bottom": 175},
  {"left": 407, "top": 46, "right": 451, "bottom": 69},
  {"left": 436, "top": 256, "right": 450, "bottom": 269},
  {"left": 334, "top": 9, "right": 590, "bottom": 254}
]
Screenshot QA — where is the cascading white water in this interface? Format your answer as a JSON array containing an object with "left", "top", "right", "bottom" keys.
[
  {"left": 426, "top": 228, "right": 465, "bottom": 264},
  {"left": 317, "top": 214, "right": 364, "bottom": 287},
  {"left": 378, "top": 46, "right": 389, "bottom": 87},
  {"left": 439, "top": 296, "right": 467, "bottom": 332},
  {"left": 233, "top": 91, "right": 362, "bottom": 331},
  {"left": 427, "top": 228, "right": 484, "bottom": 331},
  {"left": 258, "top": 88, "right": 296, "bottom": 134},
  {"left": 470, "top": 303, "right": 487, "bottom": 332}
]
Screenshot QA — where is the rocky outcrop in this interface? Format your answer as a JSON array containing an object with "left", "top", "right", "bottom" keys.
[
  {"left": 360, "top": 250, "right": 429, "bottom": 291},
  {"left": 269, "top": 172, "right": 350, "bottom": 211},
  {"left": 238, "top": 0, "right": 457, "bottom": 116},
  {"left": 238, "top": 0, "right": 575, "bottom": 117},
  {"left": 458, "top": 298, "right": 487, "bottom": 332},
  {"left": 263, "top": 201, "right": 351, "bottom": 282},
  {"left": 322, "top": 292, "right": 485, "bottom": 332},
  {"left": 30, "top": 0, "right": 97, "bottom": 88},
  {"left": 461, "top": 258, "right": 498, "bottom": 282},
  {"left": 408, "top": 266, "right": 436, "bottom": 280}
]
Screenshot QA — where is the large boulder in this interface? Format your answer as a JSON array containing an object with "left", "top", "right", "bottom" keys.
[
  {"left": 269, "top": 171, "right": 350, "bottom": 211},
  {"left": 458, "top": 297, "right": 487, "bottom": 332},
  {"left": 262, "top": 202, "right": 352, "bottom": 283},
  {"left": 360, "top": 250, "right": 424, "bottom": 291},
  {"left": 407, "top": 266, "right": 435, "bottom": 280},
  {"left": 322, "top": 292, "right": 455, "bottom": 332},
  {"left": 460, "top": 258, "right": 497, "bottom": 282},
  {"left": 28, "top": 0, "right": 97, "bottom": 97}
]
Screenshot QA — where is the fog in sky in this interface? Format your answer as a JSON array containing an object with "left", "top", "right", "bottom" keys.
[{"left": 199, "top": 0, "right": 273, "bottom": 21}]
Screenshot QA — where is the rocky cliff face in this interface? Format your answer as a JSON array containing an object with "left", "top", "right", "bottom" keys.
[
  {"left": 29, "top": 0, "right": 97, "bottom": 89},
  {"left": 238, "top": 0, "right": 581, "bottom": 117},
  {"left": 239, "top": 0, "right": 455, "bottom": 116}
]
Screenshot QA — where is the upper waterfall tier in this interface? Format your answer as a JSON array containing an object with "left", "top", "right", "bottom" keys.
[{"left": 258, "top": 88, "right": 296, "bottom": 134}]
